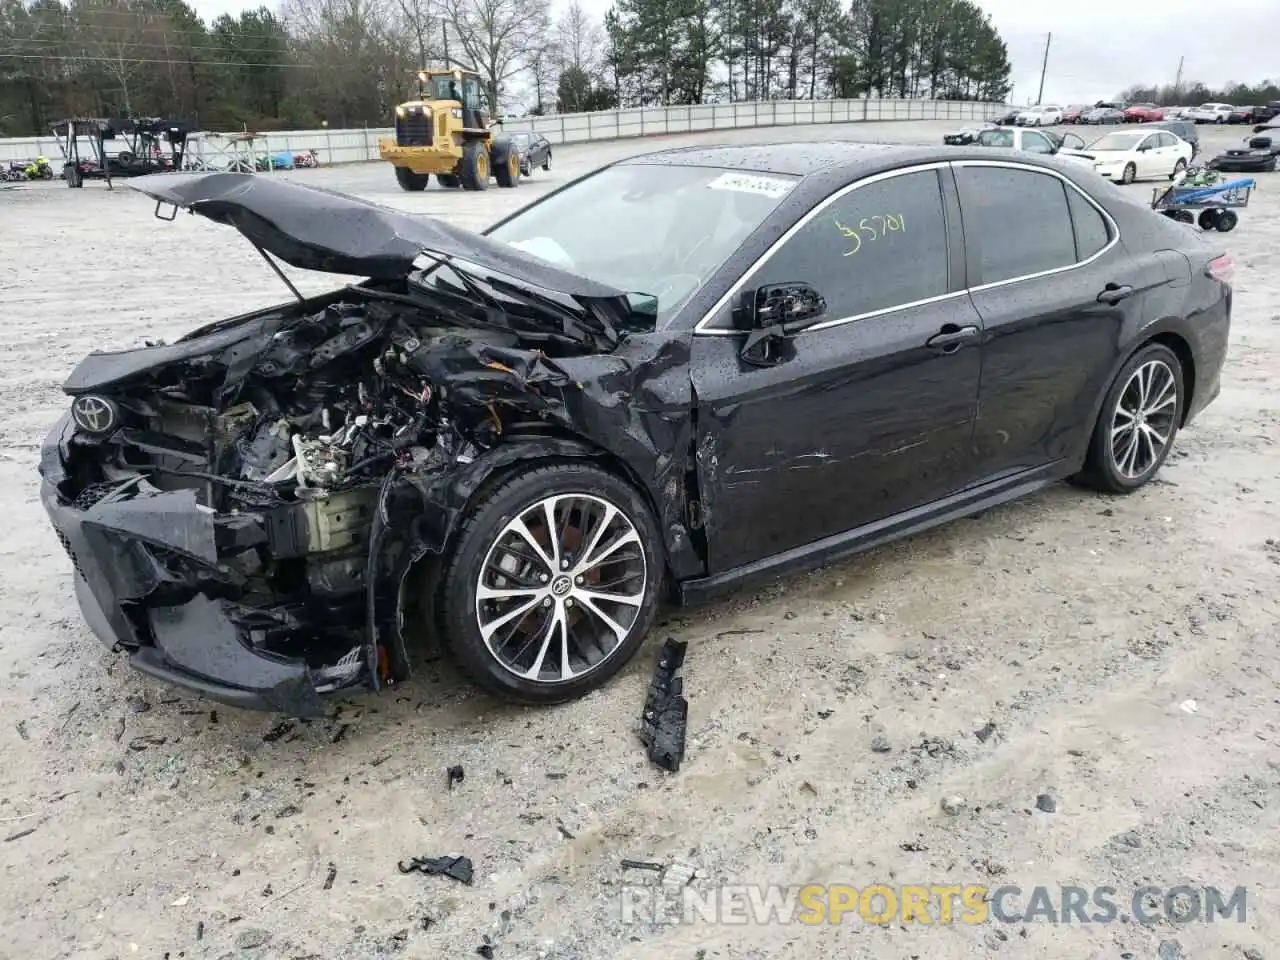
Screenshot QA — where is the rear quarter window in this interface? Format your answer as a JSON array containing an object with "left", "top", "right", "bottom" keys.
[{"left": 1066, "top": 189, "right": 1110, "bottom": 260}]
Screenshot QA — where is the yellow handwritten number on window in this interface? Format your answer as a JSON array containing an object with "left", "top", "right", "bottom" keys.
[{"left": 833, "top": 214, "right": 906, "bottom": 257}]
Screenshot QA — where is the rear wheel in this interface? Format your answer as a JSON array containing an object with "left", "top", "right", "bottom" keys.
[
  {"left": 459, "top": 140, "right": 489, "bottom": 190},
  {"left": 1215, "top": 209, "right": 1239, "bottom": 232},
  {"left": 394, "top": 166, "right": 430, "bottom": 191},
  {"left": 1076, "top": 343, "right": 1184, "bottom": 494},
  {"left": 1197, "top": 209, "right": 1221, "bottom": 230},
  {"left": 438, "top": 463, "right": 663, "bottom": 704},
  {"left": 1170, "top": 158, "right": 1187, "bottom": 179}
]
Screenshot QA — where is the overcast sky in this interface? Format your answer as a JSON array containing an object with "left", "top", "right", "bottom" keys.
[{"left": 188, "top": 0, "right": 1276, "bottom": 106}]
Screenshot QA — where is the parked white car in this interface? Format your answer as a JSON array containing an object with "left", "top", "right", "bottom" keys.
[
  {"left": 973, "top": 126, "right": 1095, "bottom": 168},
  {"left": 1016, "top": 105, "right": 1064, "bottom": 126},
  {"left": 1184, "top": 103, "right": 1235, "bottom": 124},
  {"left": 1081, "top": 128, "right": 1194, "bottom": 183}
]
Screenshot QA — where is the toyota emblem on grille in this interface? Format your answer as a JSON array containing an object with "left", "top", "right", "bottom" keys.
[{"left": 71, "top": 395, "right": 119, "bottom": 434}]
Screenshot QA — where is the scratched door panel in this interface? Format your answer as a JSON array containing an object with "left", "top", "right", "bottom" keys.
[{"left": 689, "top": 168, "right": 983, "bottom": 573}]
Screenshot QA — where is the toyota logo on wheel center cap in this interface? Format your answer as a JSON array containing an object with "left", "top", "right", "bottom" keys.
[
  {"left": 71, "top": 395, "right": 119, "bottom": 434},
  {"left": 551, "top": 575, "right": 573, "bottom": 597}
]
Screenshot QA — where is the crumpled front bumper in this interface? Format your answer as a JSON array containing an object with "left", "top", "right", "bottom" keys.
[{"left": 39, "top": 414, "right": 328, "bottom": 717}]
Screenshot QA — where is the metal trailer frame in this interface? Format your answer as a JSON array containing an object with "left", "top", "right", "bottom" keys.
[{"left": 51, "top": 117, "right": 194, "bottom": 189}]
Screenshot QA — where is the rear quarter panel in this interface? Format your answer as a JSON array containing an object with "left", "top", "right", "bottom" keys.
[{"left": 1076, "top": 180, "right": 1231, "bottom": 431}]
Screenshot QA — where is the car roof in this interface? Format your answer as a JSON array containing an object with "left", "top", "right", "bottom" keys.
[
  {"left": 620, "top": 140, "right": 916, "bottom": 177},
  {"left": 619, "top": 140, "right": 1081, "bottom": 180}
]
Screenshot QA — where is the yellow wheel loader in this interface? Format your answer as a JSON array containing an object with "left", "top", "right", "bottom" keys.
[{"left": 378, "top": 67, "right": 521, "bottom": 192}]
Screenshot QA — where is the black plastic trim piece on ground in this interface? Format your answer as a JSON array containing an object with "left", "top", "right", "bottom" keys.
[
  {"left": 398, "top": 854, "right": 475, "bottom": 885},
  {"left": 638, "top": 638, "right": 689, "bottom": 772}
]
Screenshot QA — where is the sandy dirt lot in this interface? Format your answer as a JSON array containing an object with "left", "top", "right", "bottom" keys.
[{"left": 1, "top": 119, "right": 1277, "bottom": 960}]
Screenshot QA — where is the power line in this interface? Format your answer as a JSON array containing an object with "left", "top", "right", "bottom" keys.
[{"left": 0, "top": 52, "right": 321, "bottom": 68}]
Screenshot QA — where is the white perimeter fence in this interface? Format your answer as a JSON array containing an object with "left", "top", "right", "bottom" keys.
[{"left": 0, "top": 98, "right": 1009, "bottom": 165}]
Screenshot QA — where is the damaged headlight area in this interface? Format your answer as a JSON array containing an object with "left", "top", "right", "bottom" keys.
[{"left": 41, "top": 290, "right": 596, "bottom": 715}]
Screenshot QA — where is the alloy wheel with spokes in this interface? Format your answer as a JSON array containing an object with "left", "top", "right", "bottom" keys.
[
  {"left": 1077, "top": 342, "right": 1184, "bottom": 494},
  {"left": 476, "top": 493, "right": 647, "bottom": 683},
  {"left": 1109, "top": 359, "right": 1178, "bottom": 480}
]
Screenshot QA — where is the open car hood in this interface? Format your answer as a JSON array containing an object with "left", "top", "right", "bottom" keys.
[{"left": 126, "top": 172, "right": 628, "bottom": 300}]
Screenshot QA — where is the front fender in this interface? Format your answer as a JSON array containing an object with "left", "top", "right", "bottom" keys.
[{"left": 408, "top": 435, "right": 606, "bottom": 556}]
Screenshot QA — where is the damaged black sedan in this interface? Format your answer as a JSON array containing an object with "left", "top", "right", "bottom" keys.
[{"left": 40, "top": 144, "right": 1231, "bottom": 717}]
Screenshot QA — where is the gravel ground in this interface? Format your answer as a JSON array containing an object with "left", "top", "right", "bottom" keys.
[{"left": 1, "top": 119, "right": 1277, "bottom": 960}]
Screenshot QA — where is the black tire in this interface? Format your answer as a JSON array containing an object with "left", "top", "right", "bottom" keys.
[
  {"left": 1121, "top": 162, "right": 1137, "bottom": 185},
  {"left": 436, "top": 173, "right": 461, "bottom": 188},
  {"left": 1170, "top": 158, "right": 1187, "bottom": 180},
  {"left": 394, "top": 166, "right": 430, "bottom": 191},
  {"left": 438, "top": 463, "right": 664, "bottom": 704},
  {"left": 1075, "top": 342, "right": 1185, "bottom": 494},
  {"left": 492, "top": 139, "right": 520, "bottom": 188},
  {"left": 1197, "top": 209, "right": 1221, "bottom": 230},
  {"left": 542, "top": 150, "right": 551, "bottom": 171},
  {"left": 1215, "top": 209, "right": 1238, "bottom": 232},
  {"left": 458, "top": 139, "right": 489, "bottom": 190}
]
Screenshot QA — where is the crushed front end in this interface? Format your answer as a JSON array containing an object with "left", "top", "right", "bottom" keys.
[{"left": 38, "top": 286, "right": 586, "bottom": 716}]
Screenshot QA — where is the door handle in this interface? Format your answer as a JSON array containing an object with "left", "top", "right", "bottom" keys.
[
  {"left": 925, "top": 324, "right": 980, "bottom": 351},
  {"left": 1097, "top": 283, "right": 1134, "bottom": 304}
]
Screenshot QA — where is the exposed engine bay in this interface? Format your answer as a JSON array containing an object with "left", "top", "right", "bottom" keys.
[{"left": 50, "top": 285, "right": 611, "bottom": 702}]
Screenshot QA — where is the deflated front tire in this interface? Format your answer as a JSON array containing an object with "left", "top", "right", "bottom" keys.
[{"left": 439, "top": 463, "right": 663, "bottom": 703}]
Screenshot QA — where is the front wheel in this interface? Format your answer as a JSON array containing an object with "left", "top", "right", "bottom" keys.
[
  {"left": 542, "top": 150, "right": 551, "bottom": 171},
  {"left": 1075, "top": 343, "right": 1184, "bottom": 494},
  {"left": 1121, "top": 162, "right": 1137, "bottom": 184},
  {"left": 439, "top": 463, "right": 664, "bottom": 704},
  {"left": 492, "top": 139, "right": 520, "bottom": 188},
  {"left": 394, "top": 166, "right": 430, "bottom": 191}
]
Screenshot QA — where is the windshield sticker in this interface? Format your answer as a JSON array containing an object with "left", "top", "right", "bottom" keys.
[{"left": 706, "top": 172, "right": 794, "bottom": 198}]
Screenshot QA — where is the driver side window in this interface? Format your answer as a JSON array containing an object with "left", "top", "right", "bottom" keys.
[{"left": 747, "top": 169, "right": 951, "bottom": 323}]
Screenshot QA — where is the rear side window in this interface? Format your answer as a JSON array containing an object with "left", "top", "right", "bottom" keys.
[
  {"left": 956, "top": 166, "right": 1076, "bottom": 284},
  {"left": 753, "top": 169, "right": 951, "bottom": 320},
  {"left": 1066, "top": 189, "right": 1110, "bottom": 260}
]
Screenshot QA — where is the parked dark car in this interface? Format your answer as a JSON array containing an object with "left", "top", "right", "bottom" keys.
[
  {"left": 39, "top": 148, "right": 1232, "bottom": 716},
  {"left": 1227, "top": 105, "right": 1263, "bottom": 124},
  {"left": 993, "top": 109, "right": 1020, "bottom": 125},
  {"left": 1138, "top": 119, "right": 1201, "bottom": 159},
  {"left": 508, "top": 132, "right": 552, "bottom": 176},
  {"left": 1083, "top": 105, "right": 1126, "bottom": 124},
  {"left": 1207, "top": 131, "right": 1280, "bottom": 172},
  {"left": 944, "top": 121, "right": 997, "bottom": 145}
]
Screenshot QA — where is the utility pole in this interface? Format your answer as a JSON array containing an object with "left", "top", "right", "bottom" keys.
[
  {"left": 441, "top": 21, "right": 450, "bottom": 67},
  {"left": 1173, "top": 55, "right": 1184, "bottom": 96},
  {"left": 1036, "top": 32, "right": 1052, "bottom": 105}
]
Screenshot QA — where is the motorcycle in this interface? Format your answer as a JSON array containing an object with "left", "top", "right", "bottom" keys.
[{"left": 5, "top": 157, "right": 53, "bottom": 181}]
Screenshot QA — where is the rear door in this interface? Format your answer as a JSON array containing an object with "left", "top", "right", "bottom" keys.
[{"left": 952, "top": 160, "right": 1144, "bottom": 479}]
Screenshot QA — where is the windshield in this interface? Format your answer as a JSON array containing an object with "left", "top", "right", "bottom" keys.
[
  {"left": 485, "top": 163, "right": 796, "bottom": 322},
  {"left": 1089, "top": 132, "right": 1145, "bottom": 152}
]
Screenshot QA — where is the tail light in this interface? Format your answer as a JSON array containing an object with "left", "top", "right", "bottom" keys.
[{"left": 1207, "top": 254, "right": 1234, "bottom": 283}]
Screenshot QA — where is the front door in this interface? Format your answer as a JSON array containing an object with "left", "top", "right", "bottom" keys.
[
  {"left": 689, "top": 165, "right": 985, "bottom": 572},
  {"left": 952, "top": 160, "right": 1144, "bottom": 478}
]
